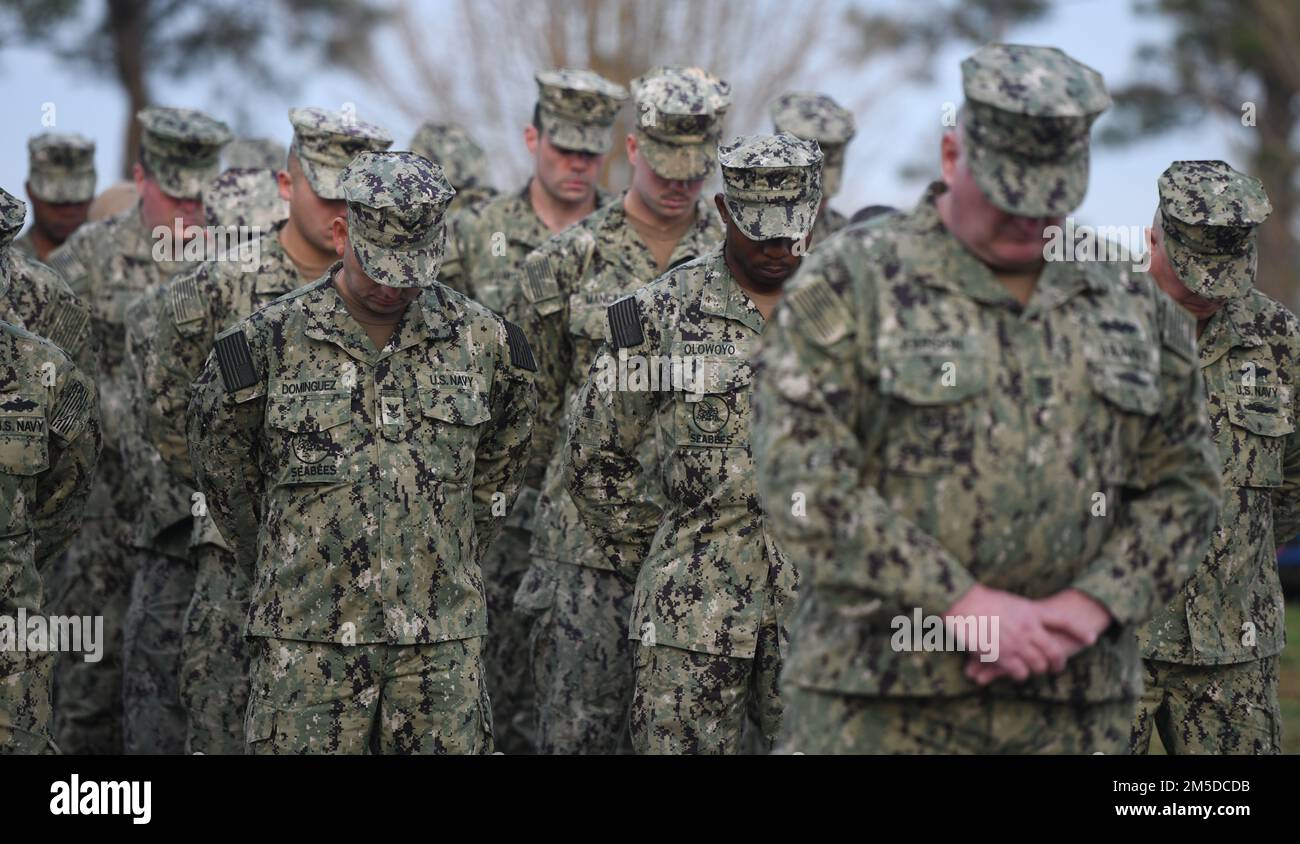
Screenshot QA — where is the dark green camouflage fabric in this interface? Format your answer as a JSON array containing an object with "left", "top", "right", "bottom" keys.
[
  {"left": 1129, "top": 656, "right": 1281, "bottom": 754},
  {"left": 0, "top": 320, "right": 101, "bottom": 754},
  {"left": 27, "top": 133, "right": 96, "bottom": 204},
  {"left": 771, "top": 92, "right": 854, "bottom": 199},
  {"left": 750, "top": 182, "right": 1222, "bottom": 705},
  {"left": 535, "top": 69, "right": 628, "bottom": 155},
  {"left": 718, "top": 133, "right": 823, "bottom": 241},
  {"left": 137, "top": 107, "right": 232, "bottom": 200},
  {"left": 288, "top": 107, "right": 392, "bottom": 201}
]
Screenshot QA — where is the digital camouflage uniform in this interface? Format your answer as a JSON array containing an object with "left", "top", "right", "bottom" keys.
[
  {"left": 187, "top": 151, "right": 537, "bottom": 754},
  {"left": 750, "top": 45, "right": 1223, "bottom": 755},
  {"left": 223, "top": 137, "right": 287, "bottom": 172},
  {"left": 11, "top": 133, "right": 96, "bottom": 263},
  {"left": 48, "top": 107, "right": 231, "bottom": 754},
  {"left": 204, "top": 169, "right": 287, "bottom": 232},
  {"left": 144, "top": 108, "right": 391, "bottom": 754},
  {"left": 566, "top": 134, "right": 822, "bottom": 754},
  {"left": 1132, "top": 161, "right": 1293, "bottom": 755},
  {"left": 445, "top": 70, "right": 625, "bottom": 754},
  {"left": 410, "top": 122, "right": 498, "bottom": 217},
  {"left": 508, "top": 66, "right": 728, "bottom": 754},
  {"left": 0, "top": 189, "right": 101, "bottom": 755},
  {"left": 772, "top": 93, "right": 854, "bottom": 245}
]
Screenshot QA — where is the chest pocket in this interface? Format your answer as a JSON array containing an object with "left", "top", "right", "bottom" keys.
[
  {"left": 418, "top": 373, "right": 492, "bottom": 484},
  {"left": 1220, "top": 398, "right": 1294, "bottom": 488},
  {"left": 266, "top": 391, "right": 352, "bottom": 486},
  {"left": 669, "top": 357, "right": 754, "bottom": 509},
  {"left": 877, "top": 338, "right": 988, "bottom": 476},
  {"left": 1085, "top": 333, "right": 1161, "bottom": 485}
]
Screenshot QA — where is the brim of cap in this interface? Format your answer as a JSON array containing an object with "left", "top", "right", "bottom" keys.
[
  {"left": 298, "top": 157, "right": 346, "bottom": 200},
  {"left": 352, "top": 230, "right": 446, "bottom": 288},
  {"left": 145, "top": 152, "right": 220, "bottom": 201},
  {"left": 29, "top": 171, "right": 95, "bottom": 204},
  {"left": 963, "top": 127, "right": 1088, "bottom": 217},
  {"left": 542, "top": 117, "right": 613, "bottom": 155},
  {"left": 1165, "top": 236, "right": 1255, "bottom": 300},
  {"left": 637, "top": 134, "right": 715, "bottom": 181},
  {"left": 724, "top": 195, "right": 820, "bottom": 242}
]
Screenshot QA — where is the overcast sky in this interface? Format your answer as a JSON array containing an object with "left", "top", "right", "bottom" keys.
[{"left": 0, "top": 0, "right": 1254, "bottom": 236}]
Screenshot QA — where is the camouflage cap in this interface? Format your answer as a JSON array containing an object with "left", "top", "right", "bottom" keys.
[
  {"left": 771, "top": 92, "right": 854, "bottom": 198},
  {"left": 0, "top": 188, "right": 24, "bottom": 296},
  {"left": 534, "top": 69, "right": 628, "bottom": 155},
  {"left": 137, "top": 107, "right": 233, "bottom": 200},
  {"left": 204, "top": 168, "right": 289, "bottom": 230},
  {"left": 720, "top": 133, "right": 823, "bottom": 241},
  {"left": 289, "top": 107, "right": 393, "bottom": 201},
  {"left": 409, "top": 122, "right": 490, "bottom": 190},
  {"left": 224, "top": 137, "right": 287, "bottom": 171},
  {"left": 631, "top": 67, "right": 730, "bottom": 181},
  {"left": 340, "top": 151, "right": 456, "bottom": 288},
  {"left": 27, "top": 132, "right": 96, "bottom": 203},
  {"left": 959, "top": 44, "right": 1110, "bottom": 217},
  {"left": 1157, "top": 160, "right": 1272, "bottom": 300}
]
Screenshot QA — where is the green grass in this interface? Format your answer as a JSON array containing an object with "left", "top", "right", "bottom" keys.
[{"left": 1279, "top": 600, "right": 1300, "bottom": 754}]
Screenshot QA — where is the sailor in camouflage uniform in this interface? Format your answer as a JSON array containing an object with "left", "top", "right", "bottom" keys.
[
  {"left": 14, "top": 133, "right": 96, "bottom": 263},
  {"left": 442, "top": 69, "right": 626, "bottom": 305},
  {"left": 442, "top": 69, "right": 625, "bottom": 754},
  {"left": 566, "top": 133, "right": 822, "bottom": 753},
  {"left": 507, "top": 66, "right": 729, "bottom": 754},
  {"left": 187, "top": 151, "right": 537, "bottom": 754},
  {"left": 771, "top": 93, "right": 854, "bottom": 243},
  {"left": 0, "top": 190, "right": 102, "bottom": 754},
  {"left": 1132, "top": 160, "right": 1294, "bottom": 755},
  {"left": 143, "top": 107, "right": 391, "bottom": 754},
  {"left": 751, "top": 44, "right": 1223, "bottom": 754},
  {"left": 46, "top": 106, "right": 231, "bottom": 754},
  {"left": 410, "top": 122, "right": 498, "bottom": 217}
]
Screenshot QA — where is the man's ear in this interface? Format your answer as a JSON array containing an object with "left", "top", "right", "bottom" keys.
[
  {"left": 625, "top": 133, "right": 638, "bottom": 168},
  {"left": 524, "top": 124, "right": 540, "bottom": 157},
  {"left": 713, "top": 192, "right": 730, "bottom": 225},
  {"left": 132, "top": 162, "right": 146, "bottom": 192},
  {"left": 276, "top": 169, "right": 292, "bottom": 202},
  {"left": 331, "top": 215, "right": 348, "bottom": 257},
  {"left": 939, "top": 130, "right": 960, "bottom": 184}
]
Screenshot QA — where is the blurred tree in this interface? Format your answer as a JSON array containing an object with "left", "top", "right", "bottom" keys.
[
  {"left": 1100, "top": 0, "right": 1300, "bottom": 307},
  {"left": 0, "top": 0, "right": 387, "bottom": 176},
  {"left": 363, "top": 0, "right": 845, "bottom": 189}
]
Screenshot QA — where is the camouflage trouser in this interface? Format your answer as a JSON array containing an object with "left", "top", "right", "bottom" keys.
[
  {"left": 777, "top": 688, "right": 1135, "bottom": 754},
  {"left": 244, "top": 636, "right": 493, "bottom": 755},
  {"left": 180, "top": 543, "right": 252, "bottom": 755},
  {"left": 524, "top": 558, "right": 634, "bottom": 754},
  {"left": 482, "top": 524, "right": 536, "bottom": 754},
  {"left": 0, "top": 653, "right": 58, "bottom": 754},
  {"left": 631, "top": 616, "right": 784, "bottom": 755},
  {"left": 1129, "top": 657, "right": 1281, "bottom": 755},
  {"left": 44, "top": 516, "right": 132, "bottom": 754},
  {"left": 121, "top": 545, "right": 195, "bottom": 754}
]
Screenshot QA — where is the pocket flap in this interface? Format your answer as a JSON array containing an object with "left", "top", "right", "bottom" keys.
[
  {"left": 1227, "top": 401, "right": 1295, "bottom": 438},
  {"left": 1088, "top": 363, "right": 1161, "bottom": 415},
  {"left": 419, "top": 376, "right": 491, "bottom": 426}
]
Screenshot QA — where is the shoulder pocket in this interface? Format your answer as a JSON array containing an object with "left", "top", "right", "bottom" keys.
[{"left": 1222, "top": 401, "right": 1295, "bottom": 488}]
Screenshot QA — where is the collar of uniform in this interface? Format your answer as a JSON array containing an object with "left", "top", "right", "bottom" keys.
[
  {"left": 302, "top": 266, "right": 391, "bottom": 364},
  {"left": 699, "top": 244, "right": 764, "bottom": 334},
  {"left": 120, "top": 201, "right": 158, "bottom": 261},
  {"left": 416, "top": 283, "right": 460, "bottom": 344},
  {"left": 255, "top": 219, "right": 296, "bottom": 296}
]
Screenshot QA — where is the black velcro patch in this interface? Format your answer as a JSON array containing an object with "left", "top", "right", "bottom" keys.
[
  {"left": 44, "top": 296, "right": 90, "bottom": 357},
  {"left": 48, "top": 248, "right": 86, "bottom": 284},
  {"left": 503, "top": 320, "right": 537, "bottom": 372},
  {"left": 607, "top": 296, "right": 644, "bottom": 349},
  {"left": 214, "top": 330, "right": 258, "bottom": 392},
  {"left": 522, "top": 256, "right": 560, "bottom": 304},
  {"left": 50, "top": 381, "right": 90, "bottom": 440},
  {"left": 171, "top": 274, "right": 205, "bottom": 324}
]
